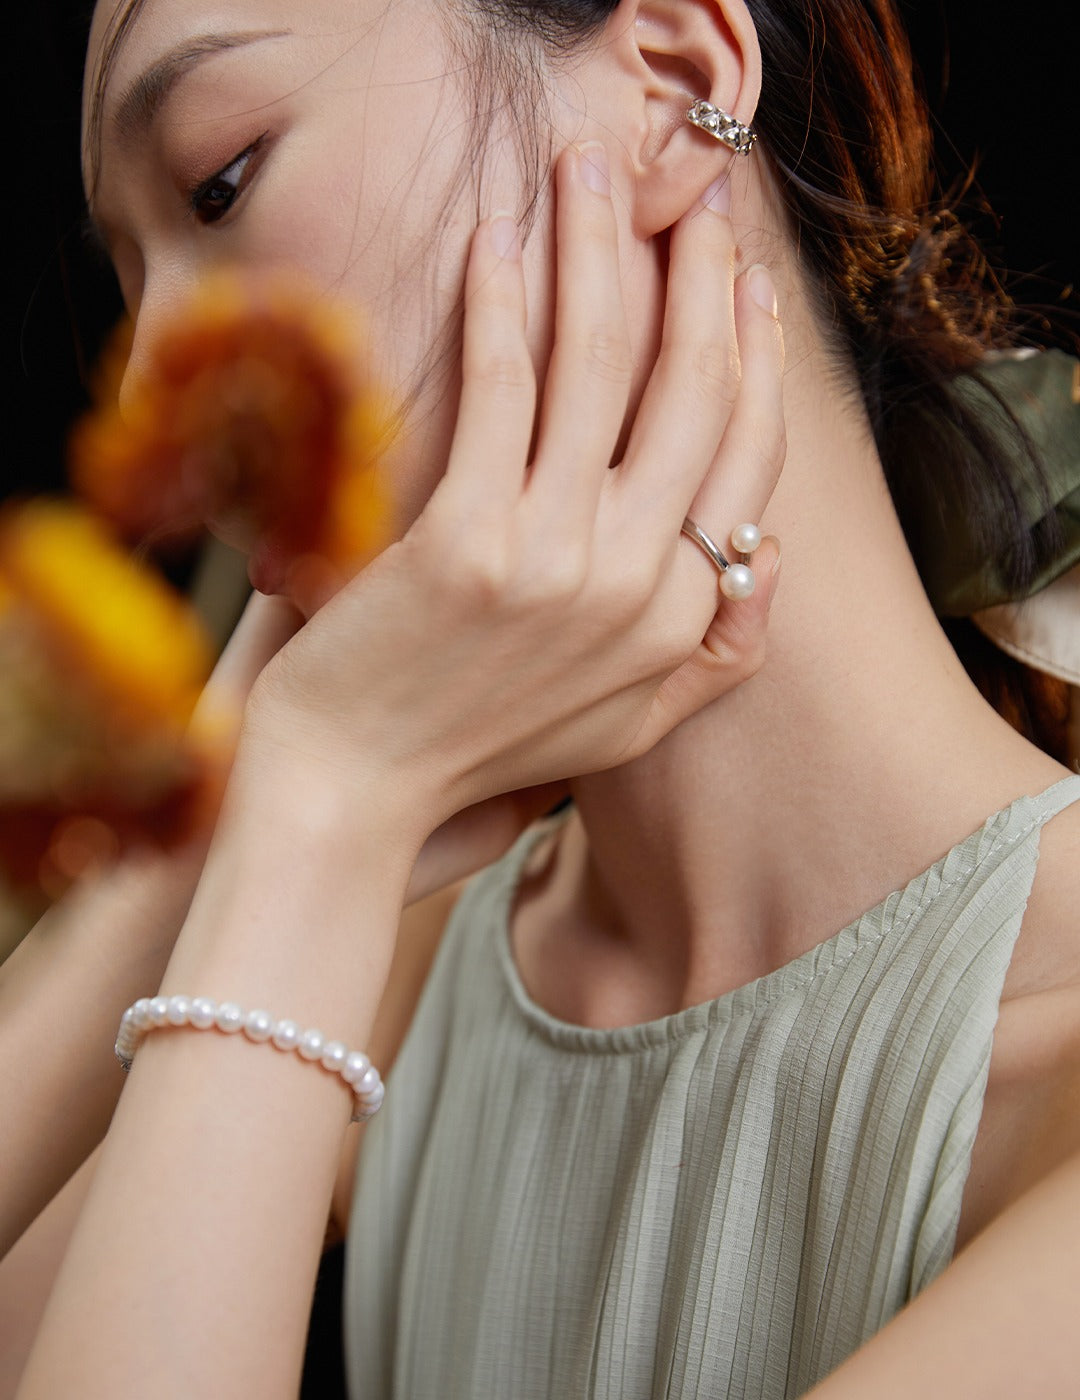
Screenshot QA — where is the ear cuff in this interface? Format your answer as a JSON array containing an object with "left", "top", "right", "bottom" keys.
[{"left": 686, "top": 100, "right": 756, "bottom": 156}]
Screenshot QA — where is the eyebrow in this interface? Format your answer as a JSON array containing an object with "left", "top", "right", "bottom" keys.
[{"left": 112, "top": 29, "right": 291, "bottom": 145}]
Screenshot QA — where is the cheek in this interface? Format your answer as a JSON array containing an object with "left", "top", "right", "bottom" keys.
[{"left": 308, "top": 174, "right": 480, "bottom": 534}]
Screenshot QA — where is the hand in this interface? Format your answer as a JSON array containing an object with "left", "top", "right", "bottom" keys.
[{"left": 247, "top": 144, "right": 785, "bottom": 841}]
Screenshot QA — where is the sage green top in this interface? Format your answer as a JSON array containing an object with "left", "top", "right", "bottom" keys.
[{"left": 345, "top": 776, "right": 1080, "bottom": 1399}]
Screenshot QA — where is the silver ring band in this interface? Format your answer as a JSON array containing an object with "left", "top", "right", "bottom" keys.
[{"left": 681, "top": 516, "right": 732, "bottom": 573}]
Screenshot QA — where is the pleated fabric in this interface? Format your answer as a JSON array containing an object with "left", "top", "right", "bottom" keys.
[{"left": 345, "top": 776, "right": 1080, "bottom": 1399}]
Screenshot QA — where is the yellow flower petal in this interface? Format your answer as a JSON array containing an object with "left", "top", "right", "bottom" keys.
[{"left": 0, "top": 499, "right": 212, "bottom": 734}]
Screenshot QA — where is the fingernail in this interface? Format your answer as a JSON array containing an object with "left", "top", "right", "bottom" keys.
[
  {"left": 765, "top": 535, "right": 782, "bottom": 577},
  {"left": 747, "top": 263, "right": 778, "bottom": 317},
  {"left": 702, "top": 176, "right": 731, "bottom": 214},
  {"left": 489, "top": 212, "right": 521, "bottom": 261},
  {"left": 577, "top": 142, "right": 610, "bottom": 196}
]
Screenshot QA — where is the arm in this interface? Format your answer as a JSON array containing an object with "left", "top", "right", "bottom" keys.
[
  {"left": 0, "top": 581, "right": 553, "bottom": 1260},
  {"left": 806, "top": 1141, "right": 1080, "bottom": 1399},
  {"left": 15, "top": 146, "right": 784, "bottom": 1396},
  {"left": 0, "top": 592, "right": 300, "bottom": 1257},
  {"left": 0, "top": 861, "right": 455, "bottom": 1391},
  {"left": 0, "top": 1155, "right": 98, "bottom": 1400},
  {"left": 806, "top": 857, "right": 1080, "bottom": 1399}
]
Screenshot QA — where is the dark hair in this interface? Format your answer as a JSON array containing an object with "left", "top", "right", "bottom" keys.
[{"left": 87, "top": 0, "right": 1068, "bottom": 753}]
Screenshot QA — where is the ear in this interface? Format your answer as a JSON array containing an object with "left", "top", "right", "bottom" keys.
[{"left": 575, "top": 0, "right": 762, "bottom": 236}]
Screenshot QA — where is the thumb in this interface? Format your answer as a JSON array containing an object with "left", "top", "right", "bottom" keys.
[{"left": 190, "top": 592, "right": 303, "bottom": 746}]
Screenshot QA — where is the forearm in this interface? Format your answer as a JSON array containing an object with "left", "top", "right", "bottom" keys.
[
  {"left": 16, "top": 748, "right": 422, "bottom": 1398},
  {"left": 0, "top": 594, "right": 300, "bottom": 1257},
  {"left": 0, "top": 848, "right": 201, "bottom": 1255}
]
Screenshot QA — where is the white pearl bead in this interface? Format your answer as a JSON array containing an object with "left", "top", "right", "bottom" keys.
[
  {"left": 189, "top": 997, "right": 217, "bottom": 1030},
  {"left": 719, "top": 562, "right": 755, "bottom": 600},
  {"left": 215, "top": 1001, "right": 244, "bottom": 1033},
  {"left": 114, "top": 996, "right": 385, "bottom": 1119},
  {"left": 342, "top": 1051, "right": 371, "bottom": 1086},
  {"left": 244, "top": 1009, "right": 274, "bottom": 1042},
  {"left": 730, "top": 522, "right": 761, "bottom": 555},
  {"left": 165, "top": 995, "right": 192, "bottom": 1026},
  {"left": 356, "top": 1066, "right": 380, "bottom": 1096},
  {"left": 116, "top": 1010, "right": 137, "bottom": 1056},
  {"left": 272, "top": 1019, "right": 301, "bottom": 1051}
]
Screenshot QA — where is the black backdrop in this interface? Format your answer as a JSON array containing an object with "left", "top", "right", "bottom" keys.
[{"left": 5, "top": 2, "right": 1078, "bottom": 503}]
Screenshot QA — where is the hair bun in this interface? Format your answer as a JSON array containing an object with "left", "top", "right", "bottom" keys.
[{"left": 859, "top": 209, "right": 1001, "bottom": 367}]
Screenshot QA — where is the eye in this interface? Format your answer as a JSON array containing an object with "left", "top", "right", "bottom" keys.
[{"left": 188, "top": 137, "right": 265, "bottom": 226}]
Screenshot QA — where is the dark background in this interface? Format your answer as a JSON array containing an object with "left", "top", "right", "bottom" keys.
[{"left": 5, "top": 2, "right": 1078, "bottom": 504}]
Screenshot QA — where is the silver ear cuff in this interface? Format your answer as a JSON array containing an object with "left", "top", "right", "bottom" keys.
[{"left": 686, "top": 100, "right": 756, "bottom": 157}]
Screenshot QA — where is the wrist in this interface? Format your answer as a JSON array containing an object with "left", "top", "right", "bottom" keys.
[
  {"left": 239, "top": 668, "right": 453, "bottom": 844},
  {"left": 159, "top": 733, "right": 430, "bottom": 1042},
  {"left": 230, "top": 712, "right": 437, "bottom": 868}
]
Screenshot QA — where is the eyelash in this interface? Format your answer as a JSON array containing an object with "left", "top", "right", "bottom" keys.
[{"left": 187, "top": 136, "right": 266, "bottom": 226}]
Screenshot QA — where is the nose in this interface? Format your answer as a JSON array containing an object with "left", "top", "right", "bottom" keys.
[
  {"left": 116, "top": 270, "right": 193, "bottom": 421},
  {"left": 116, "top": 308, "right": 160, "bottom": 423},
  {"left": 117, "top": 337, "right": 146, "bottom": 423}
]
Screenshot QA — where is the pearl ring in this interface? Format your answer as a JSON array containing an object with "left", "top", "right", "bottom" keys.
[{"left": 680, "top": 516, "right": 761, "bottom": 600}]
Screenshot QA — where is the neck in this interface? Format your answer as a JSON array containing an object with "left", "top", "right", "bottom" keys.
[{"left": 540, "top": 297, "right": 1064, "bottom": 1021}]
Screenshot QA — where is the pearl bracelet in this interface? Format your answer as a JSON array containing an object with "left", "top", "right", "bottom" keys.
[{"left": 115, "top": 996, "right": 385, "bottom": 1122}]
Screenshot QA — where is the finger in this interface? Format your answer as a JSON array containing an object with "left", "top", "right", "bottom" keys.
[
  {"left": 641, "top": 534, "right": 781, "bottom": 744},
  {"left": 685, "top": 263, "right": 785, "bottom": 538},
  {"left": 284, "top": 553, "right": 349, "bottom": 620},
  {"left": 616, "top": 182, "right": 739, "bottom": 527},
  {"left": 405, "top": 781, "right": 569, "bottom": 906},
  {"left": 441, "top": 214, "right": 536, "bottom": 516},
  {"left": 528, "top": 144, "right": 632, "bottom": 524},
  {"left": 189, "top": 592, "right": 301, "bottom": 743}
]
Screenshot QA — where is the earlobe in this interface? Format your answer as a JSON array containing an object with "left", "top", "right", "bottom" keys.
[{"left": 623, "top": 0, "right": 762, "bottom": 234}]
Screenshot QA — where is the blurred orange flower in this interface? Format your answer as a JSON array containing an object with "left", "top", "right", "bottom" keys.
[
  {"left": 3, "top": 273, "right": 395, "bottom": 901},
  {"left": 71, "top": 272, "right": 395, "bottom": 592},
  {"left": 0, "top": 499, "right": 218, "bottom": 896}
]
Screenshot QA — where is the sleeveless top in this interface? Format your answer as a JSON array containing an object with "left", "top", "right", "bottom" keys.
[{"left": 344, "top": 776, "right": 1080, "bottom": 1399}]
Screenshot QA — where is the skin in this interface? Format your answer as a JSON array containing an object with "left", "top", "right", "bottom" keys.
[{"left": 5, "top": 0, "right": 1080, "bottom": 1393}]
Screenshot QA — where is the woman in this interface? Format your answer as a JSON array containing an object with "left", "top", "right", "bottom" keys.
[{"left": 4, "top": 0, "right": 1080, "bottom": 1395}]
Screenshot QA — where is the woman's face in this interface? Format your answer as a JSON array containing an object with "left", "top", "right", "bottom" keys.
[{"left": 83, "top": 0, "right": 555, "bottom": 529}]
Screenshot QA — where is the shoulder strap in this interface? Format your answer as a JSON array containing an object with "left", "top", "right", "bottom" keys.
[{"left": 1030, "top": 773, "right": 1080, "bottom": 823}]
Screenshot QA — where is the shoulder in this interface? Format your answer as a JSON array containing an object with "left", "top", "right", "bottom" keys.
[
  {"left": 958, "top": 792, "right": 1080, "bottom": 1248},
  {"left": 1003, "top": 790, "right": 1080, "bottom": 1001}
]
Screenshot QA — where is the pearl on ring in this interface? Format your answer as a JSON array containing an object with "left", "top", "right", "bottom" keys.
[
  {"left": 680, "top": 515, "right": 758, "bottom": 603},
  {"left": 719, "top": 562, "right": 756, "bottom": 600},
  {"left": 730, "top": 522, "right": 762, "bottom": 556}
]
